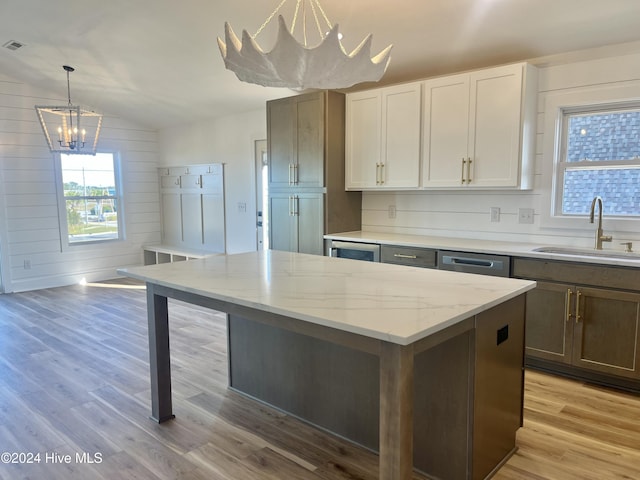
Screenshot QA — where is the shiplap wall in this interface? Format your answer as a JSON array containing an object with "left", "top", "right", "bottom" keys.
[
  {"left": 361, "top": 50, "right": 640, "bottom": 249},
  {"left": 0, "top": 73, "right": 161, "bottom": 292}
]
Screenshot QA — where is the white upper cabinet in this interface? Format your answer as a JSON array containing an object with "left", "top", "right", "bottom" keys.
[
  {"left": 422, "top": 63, "right": 537, "bottom": 189},
  {"left": 346, "top": 83, "right": 421, "bottom": 190}
]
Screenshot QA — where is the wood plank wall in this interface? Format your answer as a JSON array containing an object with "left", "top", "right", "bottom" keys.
[
  {"left": 361, "top": 50, "right": 640, "bottom": 248},
  {"left": 0, "top": 73, "right": 161, "bottom": 293}
]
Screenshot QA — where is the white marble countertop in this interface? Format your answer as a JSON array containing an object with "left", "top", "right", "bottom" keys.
[
  {"left": 325, "top": 231, "right": 640, "bottom": 268},
  {"left": 118, "top": 250, "right": 535, "bottom": 346}
]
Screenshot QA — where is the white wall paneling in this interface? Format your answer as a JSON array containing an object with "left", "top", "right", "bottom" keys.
[{"left": 0, "top": 73, "right": 162, "bottom": 292}]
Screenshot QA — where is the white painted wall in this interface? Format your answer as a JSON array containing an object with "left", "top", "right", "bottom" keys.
[
  {"left": 361, "top": 49, "right": 640, "bottom": 250},
  {"left": 158, "top": 109, "right": 267, "bottom": 254},
  {"left": 0, "top": 73, "right": 161, "bottom": 292}
]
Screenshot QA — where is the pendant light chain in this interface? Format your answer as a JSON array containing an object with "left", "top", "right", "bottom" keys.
[
  {"left": 252, "top": 0, "right": 333, "bottom": 44},
  {"left": 66, "top": 69, "right": 72, "bottom": 105},
  {"left": 253, "top": 0, "right": 288, "bottom": 38}
]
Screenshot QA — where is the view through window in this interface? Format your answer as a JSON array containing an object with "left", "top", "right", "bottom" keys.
[
  {"left": 558, "top": 106, "right": 640, "bottom": 217},
  {"left": 60, "top": 152, "right": 121, "bottom": 243}
]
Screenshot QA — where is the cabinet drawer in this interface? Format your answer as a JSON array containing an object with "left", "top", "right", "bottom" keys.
[{"left": 381, "top": 245, "right": 437, "bottom": 268}]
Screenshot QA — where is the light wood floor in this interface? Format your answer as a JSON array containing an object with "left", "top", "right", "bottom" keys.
[{"left": 0, "top": 279, "right": 639, "bottom": 480}]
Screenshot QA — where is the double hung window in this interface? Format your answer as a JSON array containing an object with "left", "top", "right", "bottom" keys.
[
  {"left": 556, "top": 106, "right": 640, "bottom": 218},
  {"left": 58, "top": 152, "right": 122, "bottom": 244}
]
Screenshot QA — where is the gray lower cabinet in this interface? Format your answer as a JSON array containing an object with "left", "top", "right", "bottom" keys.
[
  {"left": 513, "top": 258, "right": 640, "bottom": 383},
  {"left": 268, "top": 192, "right": 324, "bottom": 255}
]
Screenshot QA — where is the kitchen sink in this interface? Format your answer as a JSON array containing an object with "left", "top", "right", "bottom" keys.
[{"left": 532, "top": 246, "right": 640, "bottom": 260}]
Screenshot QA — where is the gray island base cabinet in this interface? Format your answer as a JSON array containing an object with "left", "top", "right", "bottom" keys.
[{"left": 118, "top": 251, "right": 535, "bottom": 480}]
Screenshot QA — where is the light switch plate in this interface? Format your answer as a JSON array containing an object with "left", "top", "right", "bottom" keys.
[
  {"left": 490, "top": 207, "right": 500, "bottom": 222},
  {"left": 518, "top": 208, "right": 534, "bottom": 224}
]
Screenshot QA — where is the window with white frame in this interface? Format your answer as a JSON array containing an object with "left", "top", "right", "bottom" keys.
[
  {"left": 58, "top": 152, "right": 122, "bottom": 244},
  {"left": 555, "top": 105, "right": 640, "bottom": 218}
]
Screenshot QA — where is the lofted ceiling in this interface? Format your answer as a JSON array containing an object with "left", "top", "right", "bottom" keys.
[{"left": 2, "top": 0, "right": 640, "bottom": 130}]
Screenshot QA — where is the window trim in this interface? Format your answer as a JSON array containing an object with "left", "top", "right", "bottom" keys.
[
  {"left": 54, "top": 150, "right": 125, "bottom": 251},
  {"left": 540, "top": 81, "right": 640, "bottom": 234}
]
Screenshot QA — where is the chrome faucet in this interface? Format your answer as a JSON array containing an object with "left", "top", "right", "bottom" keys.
[{"left": 589, "top": 196, "right": 612, "bottom": 250}]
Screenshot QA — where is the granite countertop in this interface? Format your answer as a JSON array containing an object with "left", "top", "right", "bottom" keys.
[
  {"left": 325, "top": 231, "right": 640, "bottom": 268},
  {"left": 118, "top": 250, "right": 534, "bottom": 346}
]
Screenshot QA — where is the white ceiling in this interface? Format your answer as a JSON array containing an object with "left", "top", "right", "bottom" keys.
[{"left": 2, "top": 0, "right": 640, "bottom": 130}]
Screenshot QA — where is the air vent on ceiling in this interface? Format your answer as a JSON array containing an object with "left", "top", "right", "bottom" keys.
[{"left": 3, "top": 40, "right": 25, "bottom": 51}]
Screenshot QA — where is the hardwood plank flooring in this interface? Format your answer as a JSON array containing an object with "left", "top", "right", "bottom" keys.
[{"left": 1, "top": 279, "right": 639, "bottom": 480}]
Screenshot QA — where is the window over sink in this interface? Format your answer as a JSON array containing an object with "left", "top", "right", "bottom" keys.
[
  {"left": 557, "top": 105, "right": 640, "bottom": 217},
  {"left": 541, "top": 81, "right": 640, "bottom": 234}
]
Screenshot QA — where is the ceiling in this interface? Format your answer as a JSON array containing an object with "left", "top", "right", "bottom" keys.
[{"left": 2, "top": 0, "right": 640, "bottom": 130}]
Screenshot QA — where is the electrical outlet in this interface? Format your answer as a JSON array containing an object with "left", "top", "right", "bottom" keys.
[
  {"left": 518, "top": 208, "right": 535, "bottom": 224},
  {"left": 23, "top": 259, "right": 31, "bottom": 269},
  {"left": 237, "top": 202, "right": 247, "bottom": 213},
  {"left": 490, "top": 207, "right": 500, "bottom": 223},
  {"left": 388, "top": 205, "right": 396, "bottom": 219}
]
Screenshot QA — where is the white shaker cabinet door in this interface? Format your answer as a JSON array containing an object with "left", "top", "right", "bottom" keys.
[
  {"left": 422, "top": 73, "right": 470, "bottom": 187},
  {"left": 469, "top": 64, "right": 524, "bottom": 188},
  {"left": 381, "top": 83, "right": 421, "bottom": 189},
  {"left": 345, "top": 90, "right": 381, "bottom": 189}
]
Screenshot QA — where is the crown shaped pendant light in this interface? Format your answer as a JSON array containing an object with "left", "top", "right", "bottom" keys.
[
  {"left": 35, "top": 65, "right": 103, "bottom": 155},
  {"left": 217, "top": 0, "right": 392, "bottom": 90}
]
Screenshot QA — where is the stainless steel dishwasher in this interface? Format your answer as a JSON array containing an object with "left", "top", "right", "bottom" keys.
[{"left": 437, "top": 250, "right": 511, "bottom": 277}]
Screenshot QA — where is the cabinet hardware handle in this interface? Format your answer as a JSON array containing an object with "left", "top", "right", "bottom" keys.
[
  {"left": 393, "top": 254, "right": 418, "bottom": 259},
  {"left": 461, "top": 158, "right": 466, "bottom": 184},
  {"left": 174, "top": 178, "right": 180, "bottom": 186},
  {"left": 375, "top": 163, "right": 380, "bottom": 185},
  {"left": 565, "top": 289, "right": 573, "bottom": 322},
  {"left": 293, "top": 195, "right": 299, "bottom": 216},
  {"left": 294, "top": 164, "right": 299, "bottom": 185},
  {"left": 575, "top": 289, "right": 582, "bottom": 323},
  {"left": 380, "top": 163, "right": 385, "bottom": 185},
  {"left": 467, "top": 158, "right": 472, "bottom": 184},
  {"left": 288, "top": 164, "right": 293, "bottom": 185},
  {"left": 196, "top": 176, "right": 201, "bottom": 186},
  {"left": 185, "top": 167, "right": 190, "bottom": 174}
]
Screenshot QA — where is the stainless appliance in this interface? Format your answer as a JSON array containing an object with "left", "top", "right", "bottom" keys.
[
  {"left": 329, "top": 240, "right": 381, "bottom": 262},
  {"left": 438, "top": 250, "right": 510, "bottom": 277}
]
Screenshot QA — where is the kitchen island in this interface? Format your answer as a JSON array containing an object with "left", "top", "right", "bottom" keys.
[{"left": 118, "top": 250, "right": 535, "bottom": 480}]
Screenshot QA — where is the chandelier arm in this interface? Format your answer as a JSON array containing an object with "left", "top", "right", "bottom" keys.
[{"left": 253, "top": 0, "right": 289, "bottom": 38}]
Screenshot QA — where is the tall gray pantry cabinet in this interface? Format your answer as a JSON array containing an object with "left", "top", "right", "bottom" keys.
[{"left": 267, "top": 91, "right": 361, "bottom": 255}]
